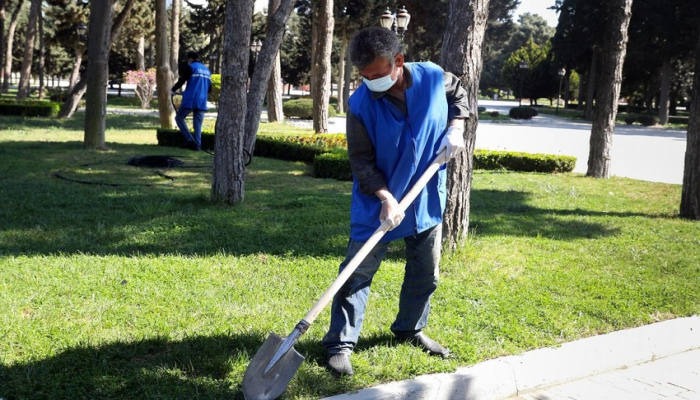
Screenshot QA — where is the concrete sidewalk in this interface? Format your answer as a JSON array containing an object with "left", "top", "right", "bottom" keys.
[{"left": 322, "top": 316, "right": 700, "bottom": 400}]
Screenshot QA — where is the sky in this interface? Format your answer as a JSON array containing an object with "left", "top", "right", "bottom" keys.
[{"left": 514, "top": 0, "right": 560, "bottom": 27}]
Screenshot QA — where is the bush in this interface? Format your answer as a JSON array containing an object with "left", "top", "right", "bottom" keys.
[
  {"left": 509, "top": 106, "right": 538, "bottom": 120},
  {"left": 209, "top": 74, "right": 221, "bottom": 105},
  {"left": 490, "top": 111, "right": 500, "bottom": 118},
  {"left": 314, "top": 151, "right": 353, "bottom": 181},
  {"left": 624, "top": 116, "right": 637, "bottom": 125},
  {"left": 477, "top": 106, "right": 486, "bottom": 113},
  {"left": 474, "top": 149, "right": 576, "bottom": 173},
  {"left": 283, "top": 99, "right": 337, "bottom": 119},
  {"left": 0, "top": 100, "right": 60, "bottom": 117},
  {"left": 637, "top": 115, "right": 659, "bottom": 127},
  {"left": 157, "top": 128, "right": 215, "bottom": 151}
]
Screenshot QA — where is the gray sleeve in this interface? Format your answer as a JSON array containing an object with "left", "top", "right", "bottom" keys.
[
  {"left": 444, "top": 71, "right": 470, "bottom": 120},
  {"left": 346, "top": 110, "right": 388, "bottom": 196}
]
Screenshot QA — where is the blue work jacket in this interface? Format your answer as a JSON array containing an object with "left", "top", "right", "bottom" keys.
[
  {"left": 347, "top": 62, "right": 448, "bottom": 242},
  {"left": 181, "top": 61, "right": 211, "bottom": 110}
]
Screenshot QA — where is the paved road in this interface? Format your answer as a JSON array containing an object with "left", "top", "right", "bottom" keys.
[{"left": 476, "top": 100, "right": 686, "bottom": 185}]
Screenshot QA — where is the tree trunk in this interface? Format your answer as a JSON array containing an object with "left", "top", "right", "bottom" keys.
[
  {"left": 439, "top": 0, "right": 490, "bottom": 250},
  {"left": 58, "top": 0, "right": 135, "bottom": 120},
  {"left": 337, "top": 37, "right": 347, "bottom": 114},
  {"left": 37, "top": 8, "right": 44, "bottom": 100},
  {"left": 310, "top": 0, "right": 334, "bottom": 133},
  {"left": 68, "top": 52, "right": 82, "bottom": 91},
  {"left": 2, "top": 0, "right": 22, "bottom": 93},
  {"left": 680, "top": 30, "right": 700, "bottom": 219},
  {"left": 343, "top": 48, "right": 351, "bottom": 111},
  {"left": 170, "top": 0, "right": 180, "bottom": 77},
  {"left": 584, "top": 50, "right": 597, "bottom": 120},
  {"left": 213, "top": 0, "right": 253, "bottom": 204},
  {"left": 265, "top": 0, "right": 283, "bottom": 123},
  {"left": 17, "top": 0, "right": 40, "bottom": 100},
  {"left": 658, "top": 58, "right": 671, "bottom": 125},
  {"left": 137, "top": 36, "right": 145, "bottom": 71},
  {"left": 242, "top": 0, "right": 295, "bottom": 154},
  {"left": 586, "top": 0, "right": 633, "bottom": 178},
  {"left": 155, "top": 0, "right": 174, "bottom": 128},
  {"left": 0, "top": 0, "right": 7, "bottom": 86},
  {"left": 83, "top": 0, "right": 114, "bottom": 150}
]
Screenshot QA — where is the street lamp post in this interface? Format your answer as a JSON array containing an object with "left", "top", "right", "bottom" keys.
[
  {"left": 556, "top": 67, "right": 566, "bottom": 115},
  {"left": 379, "top": 6, "right": 411, "bottom": 39},
  {"left": 75, "top": 23, "right": 88, "bottom": 41},
  {"left": 250, "top": 39, "right": 262, "bottom": 60},
  {"left": 518, "top": 59, "right": 528, "bottom": 107}
]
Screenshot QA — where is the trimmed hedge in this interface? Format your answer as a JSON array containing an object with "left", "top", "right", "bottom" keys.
[
  {"left": 509, "top": 106, "right": 538, "bottom": 120},
  {"left": 157, "top": 128, "right": 216, "bottom": 150},
  {"left": 474, "top": 149, "right": 576, "bottom": 173},
  {"left": 283, "top": 98, "right": 337, "bottom": 119},
  {"left": 314, "top": 151, "right": 354, "bottom": 181},
  {"left": 0, "top": 100, "right": 60, "bottom": 117},
  {"left": 313, "top": 149, "right": 577, "bottom": 180},
  {"left": 156, "top": 129, "right": 576, "bottom": 179}
]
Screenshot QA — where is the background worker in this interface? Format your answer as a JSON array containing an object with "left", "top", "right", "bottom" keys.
[{"left": 172, "top": 51, "right": 211, "bottom": 151}]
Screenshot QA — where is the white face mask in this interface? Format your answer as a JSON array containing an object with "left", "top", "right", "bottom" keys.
[{"left": 363, "top": 64, "right": 397, "bottom": 92}]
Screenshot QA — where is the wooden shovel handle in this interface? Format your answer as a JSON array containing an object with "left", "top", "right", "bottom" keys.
[{"left": 303, "top": 151, "right": 447, "bottom": 324}]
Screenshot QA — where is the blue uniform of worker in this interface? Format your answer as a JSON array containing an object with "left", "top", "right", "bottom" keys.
[
  {"left": 172, "top": 54, "right": 211, "bottom": 150},
  {"left": 347, "top": 62, "right": 448, "bottom": 243}
]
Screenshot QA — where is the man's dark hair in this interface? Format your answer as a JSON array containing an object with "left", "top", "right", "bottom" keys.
[
  {"left": 349, "top": 27, "right": 402, "bottom": 69},
  {"left": 186, "top": 52, "right": 200, "bottom": 61}
]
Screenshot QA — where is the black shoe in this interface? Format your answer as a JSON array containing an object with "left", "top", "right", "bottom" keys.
[
  {"left": 399, "top": 332, "right": 451, "bottom": 358},
  {"left": 326, "top": 353, "right": 354, "bottom": 377}
]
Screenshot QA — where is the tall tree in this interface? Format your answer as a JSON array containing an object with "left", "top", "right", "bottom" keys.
[
  {"left": 265, "top": 0, "right": 283, "bottom": 123},
  {"left": 37, "top": 3, "right": 45, "bottom": 99},
  {"left": 155, "top": 0, "right": 174, "bottom": 128},
  {"left": 16, "top": 0, "right": 40, "bottom": 100},
  {"left": 0, "top": 0, "right": 7, "bottom": 86},
  {"left": 440, "top": 0, "right": 490, "bottom": 249},
  {"left": 2, "top": 0, "right": 24, "bottom": 93},
  {"left": 680, "top": 25, "right": 700, "bottom": 219},
  {"left": 83, "top": 0, "right": 115, "bottom": 150},
  {"left": 57, "top": 0, "right": 134, "bottom": 119},
  {"left": 310, "top": 0, "right": 334, "bottom": 133},
  {"left": 170, "top": 0, "right": 180, "bottom": 76},
  {"left": 216, "top": 0, "right": 295, "bottom": 203},
  {"left": 586, "top": 0, "right": 633, "bottom": 178}
]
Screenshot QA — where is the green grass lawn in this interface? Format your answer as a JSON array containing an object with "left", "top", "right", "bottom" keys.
[{"left": 1, "top": 113, "right": 699, "bottom": 399}]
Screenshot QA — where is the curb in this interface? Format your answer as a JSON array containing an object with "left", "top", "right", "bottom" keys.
[{"left": 322, "top": 316, "right": 700, "bottom": 400}]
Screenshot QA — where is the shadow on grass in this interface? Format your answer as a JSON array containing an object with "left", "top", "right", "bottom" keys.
[
  {"left": 0, "top": 331, "right": 372, "bottom": 400},
  {"left": 0, "top": 333, "right": 256, "bottom": 400},
  {"left": 0, "top": 113, "right": 158, "bottom": 131},
  {"left": 0, "top": 140, "right": 661, "bottom": 257}
]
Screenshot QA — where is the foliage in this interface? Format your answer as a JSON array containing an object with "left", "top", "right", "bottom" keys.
[
  {"left": 502, "top": 39, "right": 559, "bottom": 103},
  {"left": 209, "top": 74, "right": 221, "bottom": 105},
  {"left": 283, "top": 98, "right": 337, "bottom": 119},
  {"left": 509, "top": 106, "right": 539, "bottom": 120},
  {"left": 157, "top": 128, "right": 215, "bottom": 150},
  {"left": 637, "top": 115, "right": 660, "bottom": 127},
  {"left": 0, "top": 100, "right": 60, "bottom": 117},
  {"left": 124, "top": 69, "right": 158, "bottom": 109}
]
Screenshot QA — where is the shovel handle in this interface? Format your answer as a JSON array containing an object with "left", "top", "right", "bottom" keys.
[{"left": 303, "top": 150, "right": 447, "bottom": 325}]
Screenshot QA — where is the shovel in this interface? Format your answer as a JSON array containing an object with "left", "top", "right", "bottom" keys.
[{"left": 242, "top": 150, "right": 448, "bottom": 400}]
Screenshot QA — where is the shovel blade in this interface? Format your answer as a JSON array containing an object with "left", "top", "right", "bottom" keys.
[{"left": 242, "top": 333, "right": 305, "bottom": 400}]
